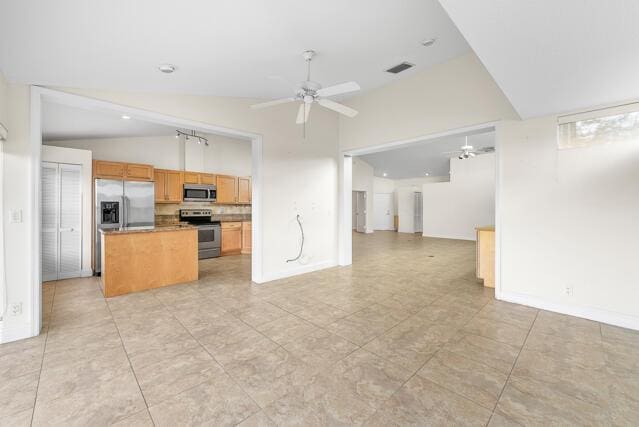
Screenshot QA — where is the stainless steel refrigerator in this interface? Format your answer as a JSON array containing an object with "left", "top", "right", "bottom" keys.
[{"left": 94, "top": 179, "right": 155, "bottom": 274}]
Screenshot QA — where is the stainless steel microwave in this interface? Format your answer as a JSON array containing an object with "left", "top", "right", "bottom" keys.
[{"left": 183, "top": 184, "right": 216, "bottom": 202}]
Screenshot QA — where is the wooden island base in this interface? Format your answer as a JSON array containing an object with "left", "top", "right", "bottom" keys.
[{"left": 100, "top": 226, "right": 198, "bottom": 297}]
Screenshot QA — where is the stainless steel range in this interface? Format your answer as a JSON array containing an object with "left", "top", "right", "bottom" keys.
[{"left": 179, "top": 209, "right": 221, "bottom": 259}]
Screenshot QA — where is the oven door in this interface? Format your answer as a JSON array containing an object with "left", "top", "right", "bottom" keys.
[{"left": 197, "top": 225, "right": 220, "bottom": 250}]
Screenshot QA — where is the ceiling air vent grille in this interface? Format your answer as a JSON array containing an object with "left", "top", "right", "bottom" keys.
[{"left": 386, "top": 62, "right": 414, "bottom": 74}]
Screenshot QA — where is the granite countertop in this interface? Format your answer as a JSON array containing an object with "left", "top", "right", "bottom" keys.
[
  {"left": 212, "top": 214, "right": 252, "bottom": 222},
  {"left": 100, "top": 224, "right": 197, "bottom": 235}
]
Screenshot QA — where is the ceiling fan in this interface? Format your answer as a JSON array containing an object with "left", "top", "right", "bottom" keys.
[
  {"left": 443, "top": 136, "right": 495, "bottom": 160},
  {"left": 250, "top": 50, "right": 360, "bottom": 126}
]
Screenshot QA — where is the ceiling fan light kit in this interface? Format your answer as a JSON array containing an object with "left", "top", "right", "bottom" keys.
[{"left": 250, "top": 50, "right": 361, "bottom": 133}]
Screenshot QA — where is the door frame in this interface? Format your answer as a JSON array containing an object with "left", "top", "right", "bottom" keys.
[
  {"left": 338, "top": 121, "right": 502, "bottom": 297},
  {"left": 29, "top": 87, "right": 264, "bottom": 336},
  {"left": 353, "top": 191, "right": 366, "bottom": 233}
]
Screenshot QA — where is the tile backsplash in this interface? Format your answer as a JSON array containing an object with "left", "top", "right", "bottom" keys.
[{"left": 155, "top": 203, "right": 251, "bottom": 224}]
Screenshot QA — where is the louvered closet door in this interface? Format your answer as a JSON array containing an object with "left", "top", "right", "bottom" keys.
[
  {"left": 41, "top": 162, "right": 59, "bottom": 282},
  {"left": 58, "top": 164, "right": 82, "bottom": 279}
]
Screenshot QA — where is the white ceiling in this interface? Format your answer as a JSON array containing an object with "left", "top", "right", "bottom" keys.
[
  {"left": 42, "top": 101, "right": 178, "bottom": 141},
  {"left": 0, "top": 0, "right": 470, "bottom": 100},
  {"left": 358, "top": 131, "right": 494, "bottom": 179},
  {"left": 439, "top": 0, "right": 639, "bottom": 119}
]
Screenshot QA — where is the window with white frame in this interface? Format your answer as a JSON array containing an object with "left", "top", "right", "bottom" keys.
[{"left": 558, "top": 103, "right": 639, "bottom": 149}]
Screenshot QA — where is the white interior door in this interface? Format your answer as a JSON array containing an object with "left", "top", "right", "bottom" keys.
[
  {"left": 41, "top": 162, "right": 82, "bottom": 281},
  {"left": 41, "top": 162, "right": 59, "bottom": 282},
  {"left": 374, "top": 193, "right": 394, "bottom": 230},
  {"left": 414, "top": 192, "right": 423, "bottom": 233},
  {"left": 354, "top": 191, "right": 367, "bottom": 233}
]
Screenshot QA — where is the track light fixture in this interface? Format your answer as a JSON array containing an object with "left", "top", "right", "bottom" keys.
[{"left": 176, "top": 129, "right": 209, "bottom": 146}]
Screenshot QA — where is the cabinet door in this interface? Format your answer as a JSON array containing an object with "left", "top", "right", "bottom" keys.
[
  {"left": 154, "top": 170, "right": 167, "bottom": 202},
  {"left": 241, "top": 221, "right": 252, "bottom": 254},
  {"left": 221, "top": 224, "right": 242, "bottom": 255},
  {"left": 183, "top": 171, "right": 200, "bottom": 184},
  {"left": 94, "top": 160, "right": 125, "bottom": 179},
  {"left": 165, "top": 170, "right": 183, "bottom": 202},
  {"left": 216, "top": 175, "right": 237, "bottom": 204},
  {"left": 125, "top": 163, "right": 154, "bottom": 181},
  {"left": 200, "top": 173, "right": 215, "bottom": 185},
  {"left": 237, "top": 177, "right": 251, "bottom": 204}
]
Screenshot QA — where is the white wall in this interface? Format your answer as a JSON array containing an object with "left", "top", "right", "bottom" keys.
[
  {"left": 421, "top": 154, "right": 495, "bottom": 241},
  {"left": 499, "top": 118, "right": 639, "bottom": 329},
  {"left": 373, "top": 176, "right": 395, "bottom": 193},
  {"left": 351, "top": 158, "right": 374, "bottom": 233},
  {"left": 185, "top": 133, "right": 251, "bottom": 176},
  {"left": 45, "top": 133, "right": 252, "bottom": 177},
  {"left": 41, "top": 146, "right": 93, "bottom": 276},
  {"left": 339, "top": 53, "right": 518, "bottom": 152},
  {"left": 3, "top": 85, "right": 340, "bottom": 342}
]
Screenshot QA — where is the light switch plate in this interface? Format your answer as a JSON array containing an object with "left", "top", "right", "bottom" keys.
[{"left": 9, "top": 209, "right": 22, "bottom": 223}]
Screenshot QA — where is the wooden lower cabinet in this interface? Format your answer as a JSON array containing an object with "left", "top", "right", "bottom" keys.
[
  {"left": 241, "top": 221, "right": 252, "bottom": 254},
  {"left": 221, "top": 222, "right": 242, "bottom": 255},
  {"left": 476, "top": 226, "right": 495, "bottom": 288}
]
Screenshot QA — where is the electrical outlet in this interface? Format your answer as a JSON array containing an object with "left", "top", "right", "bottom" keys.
[
  {"left": 9, "top": 209, "right": 22, "bottom": 223},
  {"left": 11, "top": 302, "right": 22, "bottom": 316},
  {"left": 565, "top": 286, "right": 573, "bottom": 296}
]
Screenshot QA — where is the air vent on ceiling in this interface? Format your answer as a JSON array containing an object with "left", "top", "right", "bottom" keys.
[{"left": 386, "top": 62, "right": 414, "bottom": 74}]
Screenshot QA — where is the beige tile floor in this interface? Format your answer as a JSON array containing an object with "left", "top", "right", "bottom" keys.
[{"left": 1, "top": 231, "right": 638, "bottom": 425}]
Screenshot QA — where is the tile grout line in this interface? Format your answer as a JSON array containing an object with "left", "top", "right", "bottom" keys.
[
  {"left": 150, "top": 292, "right": 265, "bottom": 419},
  {"left": 486, "top": 309, "right": 540, "bottom": 425},
  {"left": 104, "top": 297, "right": 155, "bottom": 426},
  {"left": 30, "top": 282, "right": 56, "bottom": 427}
]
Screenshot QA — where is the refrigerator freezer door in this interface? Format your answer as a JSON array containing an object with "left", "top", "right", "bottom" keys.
[
  {"left": 94, "top": 179, "right": 124, "bottom": 274},
  {"left": 124, "top": 181, "right": 155, "bottom": 227}
]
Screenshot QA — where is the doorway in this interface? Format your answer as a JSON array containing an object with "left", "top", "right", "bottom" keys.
[
  {"left": 353, "top": 191, "right": 367, "bottom": 233},
  {"left": 374, "top": 193, "right": 394, "bottom": 230}
]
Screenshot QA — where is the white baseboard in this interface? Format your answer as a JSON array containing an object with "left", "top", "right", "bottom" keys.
[
  {"left": 0, "top": 322, "right": 35, "bottom": 344},
  {"left": 422, "top": 232, "right": 475, "bottom": 241},
  {"left": 257, "top": 260, "right": 338, "bottom": 284},
  {"left": 499, "top": 291, "right": 639, "bottom": 331}
]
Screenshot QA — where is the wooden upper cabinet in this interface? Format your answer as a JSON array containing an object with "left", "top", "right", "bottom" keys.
[
  {"left": 216, "top": 175, "right": 238, "bottom": 204},
  {"left": 94, "top": 160, "right": 125, "bottom": 179},
  {"left": 94, "top": 160, "right": 153, "bottom": 181},
  {"left": 237, "top": 177, "right": 251, "bottom": 204},
  {"left": 154, "top": 170, "right": 167, "bottom": 203},
  {"left": 154, "top": 169, "right": 183, "bottom": 203},
  {"left": 165, "top": 170, "right": 183, "bottom": 202},
  {"left": 183, "top": 171, "right": 200, "bottom": 184},
  {"left": 125, "top": 163, "right": 154, "bottom": 181},
  {"left": 200, "top": 173, "right": 215, "bottom": 184}
]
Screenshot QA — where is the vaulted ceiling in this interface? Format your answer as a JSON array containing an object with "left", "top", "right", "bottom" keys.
[
  {"left": 0, "top": 0, "right": 469, "bottom": 100},
  {"left": 439, "top": 0, "right": 639, "bottom": 118}
]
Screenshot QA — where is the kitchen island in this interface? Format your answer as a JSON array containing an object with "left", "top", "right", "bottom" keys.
[{"left": 100, "top": 225, "right": 198, "bottom": 297}]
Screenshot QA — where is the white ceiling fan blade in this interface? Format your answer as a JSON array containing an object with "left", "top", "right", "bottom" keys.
[
  {"left": 316, "top": 81, "right": 361, "bottom": 98},
  {"left": 250, "top": 97, "right": 296, "bottom": 110},
  {"left": 296, "top": 103, "right": 312, "bottom": 124},
  {"left": 317, "top": 99, "right": 358, "bottom": 118}
]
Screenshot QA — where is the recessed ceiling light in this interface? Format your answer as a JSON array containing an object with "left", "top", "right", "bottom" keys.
[
  {"left": 421, "top": 38, "right": 437, "bottom": 47},
  {"left": 121, "top": 115, "right": 131, "bottom": 120},
  {"left": 383, "top": 172, "right": 388, "bottom": 177},
  {"left": 425, "top": 172, "right": 430, "bottom": 176},
  {"left": 158, "top": 64, "right": 177, "bottom": 74}
]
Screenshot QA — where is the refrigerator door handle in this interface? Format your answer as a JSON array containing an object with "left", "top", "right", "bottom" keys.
[{"left": 122, "top": 195, "right": 127, "bottom": 228}]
